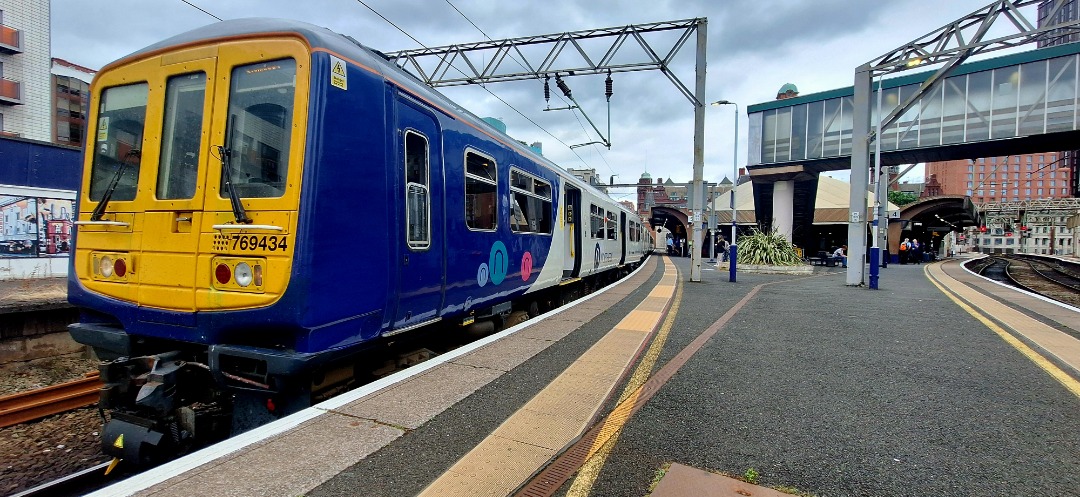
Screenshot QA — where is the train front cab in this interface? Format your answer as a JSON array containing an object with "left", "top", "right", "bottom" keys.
[{"left": 69, "top": 36, "right": 312, "bottom": 465}]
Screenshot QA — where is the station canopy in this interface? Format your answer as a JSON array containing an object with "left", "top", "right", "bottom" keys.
[{"left": 709, "top": 175, "right": 898, "bottom": 224}]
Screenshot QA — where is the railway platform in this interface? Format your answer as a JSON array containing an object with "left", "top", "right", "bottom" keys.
[{"left": 84, "top": 254, "right": 1080, "bottom": 497}]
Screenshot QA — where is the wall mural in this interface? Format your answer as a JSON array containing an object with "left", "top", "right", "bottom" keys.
[{"left": 0, "top": 196, "right": 75, "bottom": 258}]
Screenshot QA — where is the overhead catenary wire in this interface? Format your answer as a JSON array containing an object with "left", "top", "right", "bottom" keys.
[
  {"left": 352, "top": 0, "right": 596, "bottom": 169},
  {"left": 178, "top": 0, "right": 223, "bottom": 21},
  {"left": 442, "top": 0, "right": 615, "bottom": 177}
]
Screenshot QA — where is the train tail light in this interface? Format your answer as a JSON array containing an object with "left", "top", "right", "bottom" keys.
[
  {"left": 211, "top": 257, "right": 266, "bottom": 292},
  {"left": 215, "top": 263, "right": 232, "bottom": 285},
  {"left": 90, "top": 252, "right": 131, "bottom": 282}
]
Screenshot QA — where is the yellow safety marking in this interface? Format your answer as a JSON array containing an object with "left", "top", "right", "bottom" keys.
[
  {"left": 105, "top": 457, "right": 121, "bottom": 476},
  {"left": 926, "top": 263, "right": 1080, "bottom": 398},
  {"left": 330, "top": 55, "right": 348, "bottom": 90},
  {"left": 113, "top": 433, "right": 124, "bottom": 449},
  {"left": 417, "top": 257, "right": 676, "bottom": 497},
  {"left": 567, "top": 263, "right": 683, "bottom": 497}
]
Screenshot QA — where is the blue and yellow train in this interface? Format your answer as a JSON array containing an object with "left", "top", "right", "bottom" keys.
[{"left": 67, "top": 18, "right": 648, "bottom": 465}]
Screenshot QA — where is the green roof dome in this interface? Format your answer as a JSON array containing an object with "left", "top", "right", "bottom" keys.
[{"left": 641, "top": 172, "right": 652, "bottom": 179}]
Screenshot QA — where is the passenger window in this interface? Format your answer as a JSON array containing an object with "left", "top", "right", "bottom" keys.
[
  {"left": 222, "top": 59, "right": 296, "bottom": 199},
  {"left": 157, "top": 72, "right": 206, "bottom": 200},
  {"left": 89, "top": 83, "right": 149, "bottom": 201},
  {"left": 405, "top": 131, "right": 429, "bottom": 248},
  {"left": 606, "top": 211, "right": 617, "bottom": 240},
  {"left": 465, "top": 150, "right": 496, "bottom": 230},
  {"left": 509, "top": 168, "right": 552, "bottom": 234},
  {"left": 590, "top": 205, "right": 604, "bottom": 239}
]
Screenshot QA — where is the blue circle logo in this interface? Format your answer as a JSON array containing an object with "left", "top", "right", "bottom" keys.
[
  {"left": 593, "top": 243, "right": 601, "bottom": 269},
  {"left": 477, "top": 263, "right": 490, "bottom": 287},
  {"left": 489, "top": 241, "right": 508, "bottom": 285}
]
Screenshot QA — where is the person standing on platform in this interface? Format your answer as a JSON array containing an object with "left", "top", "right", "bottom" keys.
[
  {"left": 718, "top": 236, "right": 729, "bottom": 262},
  {"left": 911, "top": 239, "right": 922, "bottom": 264},
  {"left": 666, "top": 236, "right": 674, "bottom": 255},
  {"left": 899, "top": 238, "right": 910, "bottom": 264}
]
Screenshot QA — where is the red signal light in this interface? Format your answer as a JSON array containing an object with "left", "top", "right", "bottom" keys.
[
  {"left": 1021, "top": 226, "right": 1028, "bottom": 231},
  {"left": 979, "top": 226, "right": 987, "bottom": 233}
]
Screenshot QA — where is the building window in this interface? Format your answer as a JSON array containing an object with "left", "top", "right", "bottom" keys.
[{"left": 465, "top": 149, "right": 497, "bottom": 230}]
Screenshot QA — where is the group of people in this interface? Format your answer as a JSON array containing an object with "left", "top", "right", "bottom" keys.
[
  {"left": 664, "top": 236, "right": 730, "bottom": 261},
  {"left": 898, "top": 238, "right": 923, "bottom": 264}
]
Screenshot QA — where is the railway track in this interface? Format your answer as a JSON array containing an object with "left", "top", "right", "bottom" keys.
[
  {"left": 0, "top": 372, "right": 101, "bottom": 428},
  {"left": 970, "top": 254, "right": 1080, "bottom": 308}
]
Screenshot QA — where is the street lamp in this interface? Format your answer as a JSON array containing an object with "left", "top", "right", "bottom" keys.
[{"left": 711, "top": 100, "right": 738, "bottom": 282}]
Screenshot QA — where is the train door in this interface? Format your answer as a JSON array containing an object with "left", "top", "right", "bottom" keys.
[
  {"left": 392, "top": 96, "right": 445, "bottom": 328},
  {"left": 137, "top": 60, "right": 218, "bottom": 313},
  {"left": 563, "top": 186, "right": 582, "bottom": 278},
  {"left": 619, "top": 212, "right": 627, "bottom": 265}
]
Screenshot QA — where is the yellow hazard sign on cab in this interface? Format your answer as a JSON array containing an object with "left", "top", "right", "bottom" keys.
[{"left": 330, "top": 55, "right": 347, "bottom": 90}]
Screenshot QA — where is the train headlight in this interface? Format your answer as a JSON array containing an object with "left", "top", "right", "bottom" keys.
[
  {"left": 235, "top": 262, "right": 253, "bottom": 287},
  {"left": 215, "top": 263, "right": 232, "bottom": 285},
  {"left": 100, "top": 256, "right": 115, "bottom": 278}
]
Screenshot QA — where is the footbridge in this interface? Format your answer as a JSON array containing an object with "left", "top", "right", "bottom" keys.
[{"left": 744, "top": 0, "right": 1080, "bottom": 286}]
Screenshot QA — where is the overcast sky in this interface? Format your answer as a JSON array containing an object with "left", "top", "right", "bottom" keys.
[{"left": 51, "top": 0, "right": 1031, "bottom": 204}]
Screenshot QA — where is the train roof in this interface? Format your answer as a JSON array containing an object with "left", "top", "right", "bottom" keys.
[{"left": 107, "top": 18, "right": 632, "bottom": 214}]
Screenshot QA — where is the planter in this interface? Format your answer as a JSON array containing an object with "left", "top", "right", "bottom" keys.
[{"left": 736, "top": 263, "right": 813, "bottom": 275}]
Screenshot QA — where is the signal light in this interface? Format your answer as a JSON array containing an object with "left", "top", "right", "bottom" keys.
[
  {"left": 979, "top": 226, "right": 987, "bottom": 233},
  {"left": 1021, "top": 225, "right": 1028, "bottom": 231}
]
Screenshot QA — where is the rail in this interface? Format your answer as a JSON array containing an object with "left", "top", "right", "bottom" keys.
[{"left": 0, "top": 372, "right": 100, "bottom": 428}]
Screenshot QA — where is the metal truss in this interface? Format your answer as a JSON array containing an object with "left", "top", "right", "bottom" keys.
[
  {"left": 848, "top": 0, "right": 1080, "bottom": 285},
  {"left": 869, "top": 0, "right": 1080, "bottom": 139},
  {"left": 383, "top": 18, "right": 706, "bottom": 106}
]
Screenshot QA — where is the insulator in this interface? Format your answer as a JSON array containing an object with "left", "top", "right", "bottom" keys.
[
  {"left": 605, "top": 72, "right": 613, "bottom": 101},
  {"left": 544, "top": 76, "right": 550, "bottom": 103},
  {"left": 555, "top": 74, "right": 572, "bottom": 99}
]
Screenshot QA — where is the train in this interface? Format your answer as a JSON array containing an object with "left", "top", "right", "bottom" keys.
[{"left": 66, "top": 18, "right": 649, "bottom": 467}]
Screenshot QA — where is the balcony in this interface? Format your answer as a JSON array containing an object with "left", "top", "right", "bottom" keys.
[
  {"left": 0, "top": 24, "right": 20, "bottom": 53},
  {"left": 0, "top": 78, "right": 21, "bottom": 105}
]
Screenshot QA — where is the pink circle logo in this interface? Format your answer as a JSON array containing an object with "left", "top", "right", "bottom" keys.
[{"left": 521, "top": 252, "right": 533, "bottom": 281}]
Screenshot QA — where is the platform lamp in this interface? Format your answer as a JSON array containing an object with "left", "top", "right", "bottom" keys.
[{"left": 711, "top": 100, "right": 738, "bottom": 282}]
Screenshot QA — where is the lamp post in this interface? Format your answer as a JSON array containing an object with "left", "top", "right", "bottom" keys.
[{"left": 712, "top": 100, "right": 738, "bottom": 282}]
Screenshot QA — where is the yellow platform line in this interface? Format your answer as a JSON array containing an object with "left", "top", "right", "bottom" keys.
[
  {"left": 926, "top": 263, "right": 1080, "bottom": 398},
  {"left": 418, "top": 257, "right": 677, "bottom": 497}
]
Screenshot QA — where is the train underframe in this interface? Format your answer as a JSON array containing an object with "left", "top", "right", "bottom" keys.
[{"left": 83, "top": 264, "right": 638, "bottom": 468}]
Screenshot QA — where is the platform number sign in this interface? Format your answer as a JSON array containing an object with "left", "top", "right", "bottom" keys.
[{"left": 330, "top": 55, "right": 347, "bottom": 90}]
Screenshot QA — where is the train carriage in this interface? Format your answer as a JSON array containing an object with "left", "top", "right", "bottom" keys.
[{"left": 67, "top": 18, "right": 646, "bottom": 466}]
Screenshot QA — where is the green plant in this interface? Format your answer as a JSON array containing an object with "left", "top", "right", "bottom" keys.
[
  {"left": 744, "top": 467, "right": 759, "bottom": 485},
  {"left": 736, "top": 229, "right": 805, "bottom": 266},
  {"left": 888, "top": 190, "right": 918, "bottom": 206}
]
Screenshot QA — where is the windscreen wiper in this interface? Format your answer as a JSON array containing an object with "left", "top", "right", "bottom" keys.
[
  {"left": 216, "top": 115, "right": 251, "bottom": 224},
  {"left": 90, "top": 149, "right": 140, "bottom": 221}
]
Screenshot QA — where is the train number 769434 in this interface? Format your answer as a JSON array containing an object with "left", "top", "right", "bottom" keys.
[{"left": 231, "top": 234, "right": 289, "bottom": 251}]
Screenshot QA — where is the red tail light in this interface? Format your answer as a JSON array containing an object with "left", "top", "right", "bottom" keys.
[
  {"left": 114, "top": 258, "right": 127, "bottom": 277},
  {"left": 215, "top": 263, "right": 232, "bottom": 284}
]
